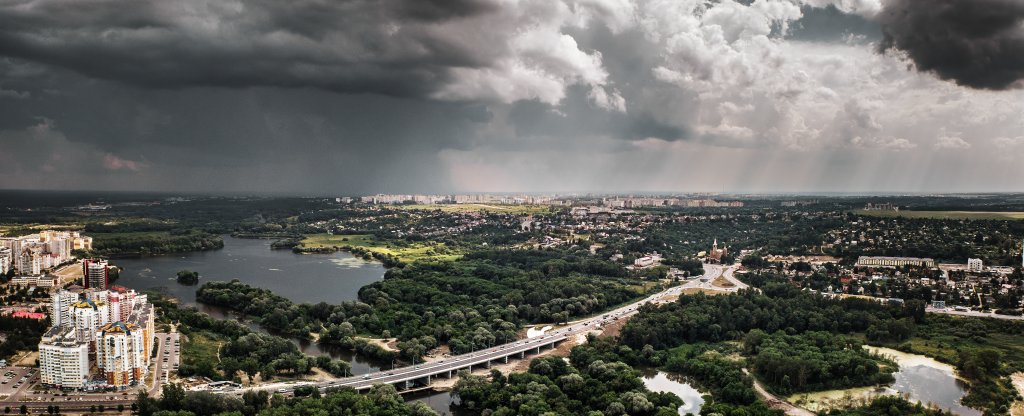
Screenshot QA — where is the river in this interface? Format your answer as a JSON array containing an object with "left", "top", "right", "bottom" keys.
[
  {"left": 111, "top": 236, "right": 386, "bottom": 306},
  {"left": 110, "top": 237, "right": 700, "bottom": 415},
  {"left": 788, "top": 346, "right": 980, "bottom": 415},
  {"left": 112, "top": 236, "right": 392, "bottom": 372},
  {"left": 640, "top": 369, "right": 706, "bottom": 415}
]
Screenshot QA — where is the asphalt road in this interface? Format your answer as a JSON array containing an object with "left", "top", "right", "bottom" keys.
[
  {"left": 926, "top": 306, "right": 1024, "bottom": 321},
  {"left": 0, "top": 332, "right": 179, "bottom": 411},
  {"left": 150, "top": 333, "right": 181, "bottom": 395},
  {"left": 229, "top": 264, "right": 727, "bottom": 396}
]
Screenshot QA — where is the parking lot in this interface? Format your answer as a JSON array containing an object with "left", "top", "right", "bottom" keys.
[
  {"left": 155, "top": 332, "right": 181, "bottom": 387},
  {"left": 0, "top": 367, "right": 35, "bottom": 396}
]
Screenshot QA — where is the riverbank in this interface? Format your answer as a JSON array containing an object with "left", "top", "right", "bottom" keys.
[
  {"left": 785, "top": 346, "right": 979, "bottom": 415},
  {"left": 114, "top": 236, "right": 385, "bottom": 305},
  {"left": 293, "top": 234, "right": 461, "bottom": 265},
  {"left": 744, "top": 369, "right": 816, "bottom": 416},
  {"left": 1011, "top": 373, "right": 1024, "bottom": 416}
]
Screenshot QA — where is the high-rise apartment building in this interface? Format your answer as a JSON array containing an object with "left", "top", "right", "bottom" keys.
[
  {"left": 72, "top": 299, "right": 109, "bottom": 350},
  {"left": 50, "top": 289, "right": 79, "bottom": 328},
  {"left": 96, "top": 322, "right": 147, "bottom": 388},
  {"left": 39, "top": 286, "right": 153, "bottom": 391},
  {"left": 83, "top": 259, "right": 109, "bottom": 289},
  {"left": 0, "top": 247, "right": 11, "bottom": 274},
  {"left": 38, "top": 326, "right": 89, "bottom": 389}
]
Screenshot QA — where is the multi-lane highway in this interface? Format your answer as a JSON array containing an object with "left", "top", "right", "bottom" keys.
[
  {"left": 231, "top": 264, "right": 728, "bottom": 395},
  {"left": 0, "top": 264, "right": 723, "bottom": 410}
]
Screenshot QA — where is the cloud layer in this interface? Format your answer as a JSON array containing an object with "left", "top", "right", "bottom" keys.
[
  {"left": 878, "top": 0, "right": 1024, "bottom": 90},
  {"left": 0, "top": 0, "right": 618, "bottom": 105},
  {"left": 0, "top": 0, "right": 1023, "bottom": 194}
]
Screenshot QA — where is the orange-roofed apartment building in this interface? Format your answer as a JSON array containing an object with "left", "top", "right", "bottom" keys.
[{"left": 96, "top": 322, "right": 148, "bottom": 388}]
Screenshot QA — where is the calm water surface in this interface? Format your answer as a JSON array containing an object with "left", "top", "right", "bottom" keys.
[
  {"left": 790, "top": 346, "right": 979, "bottom": 416},
  {"left": 870, "top": 346, "right": 980, "bottom": 416},
  {"left": 407, "top": 390, "right": 463, "bottom": 415},
  {"left": 112, "top": 236, "right": 385, "bottom": 305},
  {"left": 113, "top": 236, "right": 390, "bottom": 374},
  {"left": 640, "top": 369, "right": 706, "bottom": 415}
]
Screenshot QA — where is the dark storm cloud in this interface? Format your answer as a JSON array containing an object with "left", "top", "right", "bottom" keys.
[
  {"left": 878, "top": 0, "right": 1024, "bottom": 90},
  {"left": 0, "top": 0, "right": 502, "bottom": 96},
  {"left": 396, "top": 0, "right": 499, "bottom": 21},
  {"left": 0, "top": 67, "right": 483, "bottom": 193}
]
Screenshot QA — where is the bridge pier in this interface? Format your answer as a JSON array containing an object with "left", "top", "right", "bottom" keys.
[
  {"left": 504, "top": 356, "right": 508, "bottom": 364},
  {"left": 448, "top": 370, "right": 452, "bottom": 378},
  {"left": 520, "top": 351, "right": 525, "bottom": 359},
  {"left": 404, "top": 380, "right": 409, "bottom": 390},
  {"left": 536, "top": 346, "right": 540, "bottom": 354}
]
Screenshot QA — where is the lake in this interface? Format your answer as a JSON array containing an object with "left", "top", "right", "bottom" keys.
[
  {"left": 640, "top": 369, "right": 706, "bottom": 415},
  {"left": 789, "top": 346, "right": 980, "bottom": 416},
  {"left": 111, "top": 236, "right": 386, "bottom": 305},
  {"left": 112, "top": 236, "right": 392, "bottom": 373}
]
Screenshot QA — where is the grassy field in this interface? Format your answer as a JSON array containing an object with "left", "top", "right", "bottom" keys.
[
  {"left": 627, "top": 281, "right": 660, "bottom": 294},
  {"left": 893, "top": 331, "right": 1024, "bottom": 371},
  {"left": 181, "top": 332, "right": 222, "bottom": 378},
  {"left": 299, "top": 234, "right": 461, "bottom": 263},
  {"left": 853, "top": 209, "right": 1024, "bottom": 220},
  {"left": 0, "top": 223, "right": 81, "bottom": 237},
  {"left": 394, "top": 203, "right": 558, "bottom": 215}
]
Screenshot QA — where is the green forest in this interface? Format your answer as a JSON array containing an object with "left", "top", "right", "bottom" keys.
[
  {"left": 195, "top": 247, "right": 653, "bottom": 359},
  {"left": 618, "top": 283, "right": 1021, "bottom": 414},
  {"left": 453, "top": 355, "right": 683, "bottom": 416}
]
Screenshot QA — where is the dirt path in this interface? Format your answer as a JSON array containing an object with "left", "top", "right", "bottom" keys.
[
  {"left": 362, "top": 337, "right": 400, "bottom": 352},
  {"left": 744, "top": 369, "right": 816, "bottom": 416},
  {"left": 1010, "top": 372, "right": 1024, "bottom": 416}
]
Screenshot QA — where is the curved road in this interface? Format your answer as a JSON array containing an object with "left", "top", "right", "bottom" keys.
[
  {"left": 0, "top": 264, "right": 727, "bottom": 410},
  {"left": 226, "top": 264, "right": 730, "bottom": 396}
]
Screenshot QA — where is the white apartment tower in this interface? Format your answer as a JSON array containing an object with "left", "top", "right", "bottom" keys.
[
  {"left": 0, "top": 247, "right": 11, "bottom": 274},
  {"left": 50, "top": 289, "right": 78, "bottom": 328},
  {"left": 38, "top": 326, "right": 89, "bottom": 389},
  {"left": 17, "top": 249, "right": 42, "bottom": 276},
  {"left": 72, "top": 299, "right": 109, "bottom": 350}
]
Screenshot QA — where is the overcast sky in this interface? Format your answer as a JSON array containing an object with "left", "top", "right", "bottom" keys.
[{"left": 1, "top": 0, "right": 1023, "bottom": 195}]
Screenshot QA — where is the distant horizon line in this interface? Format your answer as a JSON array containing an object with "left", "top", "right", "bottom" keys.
[{"left": 1, "top": 188, "right": 1023, "bottom": 199}]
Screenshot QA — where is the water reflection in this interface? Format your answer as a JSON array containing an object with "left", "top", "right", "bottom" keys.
[
  {"left": 640, "top": 369, "right": 706, "bottom": 415},
  {"left": 789, "top": 346, "right": 980, "bottom": 416},
  {"left": 406, "top": 390, "right": 463, "bottom": 415},
  {"left": 294, "top": 339, "right": 386, "bottom": 375},
  {"left": 114, "top": 236, "right": 392, "bottom": 375},
  {"left": 112, "top": 236, "right": 385, "bottom": 305}
]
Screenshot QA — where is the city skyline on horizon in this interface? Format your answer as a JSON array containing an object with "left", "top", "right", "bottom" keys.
[{"left": 5, "top": 188, "right": 1024, "bottom": 199}]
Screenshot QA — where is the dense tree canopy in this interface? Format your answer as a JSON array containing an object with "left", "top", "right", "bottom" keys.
[{"left": 197, "top": 247, "right": 651, "bottom": 359}]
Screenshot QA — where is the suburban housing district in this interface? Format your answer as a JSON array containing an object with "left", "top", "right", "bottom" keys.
[{"left": 1, "top": 193, "right": 1024, "bottom": 416}]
